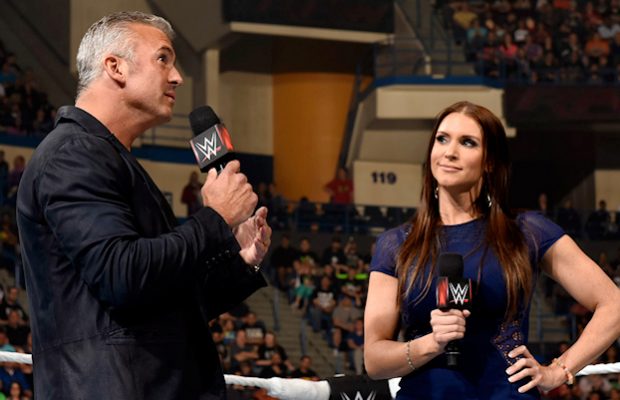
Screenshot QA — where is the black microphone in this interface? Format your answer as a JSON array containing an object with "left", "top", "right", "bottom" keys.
[
  {"left": 188, "top": 106, "right": 235, "bottom": 173},
  {"left": 436, "top": 253, "right": 473, "bottom": 368}
]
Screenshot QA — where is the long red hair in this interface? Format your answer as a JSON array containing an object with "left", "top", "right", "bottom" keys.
[{"left": 396, "top": 101, "right": 531, "bottom": 320}]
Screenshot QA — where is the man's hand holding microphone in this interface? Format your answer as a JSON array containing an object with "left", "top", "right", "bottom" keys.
[{"left": 190, "top": 106, "right": 272, "bottom": 267}]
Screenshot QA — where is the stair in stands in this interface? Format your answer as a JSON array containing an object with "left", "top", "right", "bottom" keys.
[{"left": 245, "top": 285, "right": 339, "bottom": 378}]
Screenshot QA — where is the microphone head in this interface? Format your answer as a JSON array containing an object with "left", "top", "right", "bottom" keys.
[
  {"left": 437, "top": 253, "right": 464, "bottom": 278},
  {"left": 189, "top": 106, "right": 220, "bottom": 136}
]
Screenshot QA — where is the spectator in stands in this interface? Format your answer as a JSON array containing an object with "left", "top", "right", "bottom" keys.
[
  {"left": 466, "top": 18, "right": 488, "bottom": 61},
  {"left": 0, "top": 151, "right": 8, "bottom": 205},
  {"left": 343, "top": 237, "right": 361, "bottom": 269},
  {"left": 31, "top": 108, "right": 54, "bottom": 138},
  {"left": 320, "top": 236, "right": 346, "bottom": 270},
  {"left": 210, "top": 319, "right": 230, "bottom": 372},
  {"left": 338, "top": 267, "right": 364, "bottom": 308},
  {"left": 537, "top": 192, "right": 553, "bottom": 218},
  {"left": 598, "top": 15, "right": 620, "bottom": 39},
  {"left": 514, "top": 47, "right": 534, "bottom": 81},
  {"left": 0, "top": 64, "right": 17, "bottom": 88},
  {"left": 294, "top": 196, "right": 318, "bottom": 231},
  {"left": 0, "top": 288, "right": 27, "bottom": 326},
  {"left": 556, "top": 199, "right": 582, "bottom": 238},
  {"left": 544, "top": 382, "right": 575, "bottom": 399},
  {"left": 255, "top": 182, "right": 269, "bottom": 211},
  {"left": 346, "top": 317, "right": 365, "bottom": 375},
  {"left": 579, "top": 374, "right": 612, "bottom": 399},
  {"left": 241, "top": 311, "right": 266, "bottom": 346},
  {"left": 309, "top": 276, "right": 337, "bottom": 335},
  {"left": 514, "top": 18, "right": 531, "bottom": 45},
  {"left": 585, "top": 32, "right": 610, "bottom": 62},
  {"left": 537, "top": 51, "right": 560, "bottom": 82},
  {"left": 270, "top": 234, "right": 298, "bottom": 291},
  {"left": 609, "top": 31, "right": 620, "bottom": 65},
  {"left": 292, "top": 239, "right": 317, "bottom": 296},
  {"left": 255, "top": 331, "right": 294, "bottom": 372},
  {"left": 291, "top": 273, "right": 315, "bottom": 313},
  {"left": 0, "top": 360, "right": 30, "bottom": 398},
  {"left": 452, "top": 2, "right": 478, "bottom": 44},
  {"left": 266, "top": 182, "right": 288, "bottom": 230},
  {"left": 221, "top": 317, "right": 237, "bottom": 347},
  {"left": 228, "top": 361, "right": 256, "bottom": 399},
  {"left": 477, "top": 30, "right": 502, "bottom": 77},
  {"left": 586, "top": 199, "right": 611, "bottom": 239},
  {"left": 230, "top": 329, "right": 259, "bottom": 372},
  {"left": 4, "top": 311, "right": 28, "bottom": 349},
  {"left": 258, "top": 352, "right": 290, "bottom": 379},
  {"left": 610, "top": 246, "right": 620, "bottom": 274},
  {"left": 0, "top": 329, "right": 13, "bottom": 353},
  {"left": 524, "top": 33, "right": 545, "bottom": 63},
  {"left": 324, "top": 167, "right": 353, "bottom": 206},
  {"left": 6, "top": 381, "right": 26, "bottom": 400},
  {"left": 180, "top": 171, "right": 202, "bottom": 216},
  {"left": 584, "top": 1, "right": 604, "bottom": 30},
  {"left": 364, "top": 101, "right": 620, "bottom": 397},
  {"left": 296, "top": 237, "right": 319, "bottom": 267},
  {"left": 331, "top": 295, "right": 362, "bottom": 357},
  {"left": 5, "top": 156, "right": 24, "bottom": 206},
  {"left": 558, "top": 32, "right": 583, "bottom": 65},
  {"left": 290, "top": 355, "right": 320, "bottom": 380},
  {"left": 18, "top": 351, "right": 33, "bottom": 397},
  {"left": 0, "top": 214, "right": 18, "bottom": 271}
]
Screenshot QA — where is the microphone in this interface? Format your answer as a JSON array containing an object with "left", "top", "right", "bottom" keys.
[
  {"left": 189, "top": 106, "right": 235, "bottom": 173},
  {"left": 436, "top": 253, "right": 473, "bottom": 368}
]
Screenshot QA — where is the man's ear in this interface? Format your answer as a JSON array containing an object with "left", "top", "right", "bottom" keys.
[{"left": 102, "top": 55, "right": 127, "bottom": 86}]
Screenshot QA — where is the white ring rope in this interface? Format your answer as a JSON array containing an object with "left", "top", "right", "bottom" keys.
[
  {"left": 0, "top": 352, "right": 32, "bottom": 364},
  {"left": 576, "top": 362, "right": 620, "bottom": 376},
  {"left": 224, "top": 375, "right": 331, "bottom": 400},
  {"left": 0, "top": 352, "right": 617, "bottom": 399}
]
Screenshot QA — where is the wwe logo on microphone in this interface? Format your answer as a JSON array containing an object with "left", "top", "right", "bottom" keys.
[
  {"left": 192, "top": 132, "right": 222, "bottom": 162},
  {"left": 449, "top": 282, "right": 470, "bottom": 306}
]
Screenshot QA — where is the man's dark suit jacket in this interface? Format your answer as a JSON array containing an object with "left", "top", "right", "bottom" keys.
[{"left": 16, "top": 106, "right": 267, "bottom": 399}]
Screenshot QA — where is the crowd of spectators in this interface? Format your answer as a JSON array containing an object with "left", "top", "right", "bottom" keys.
[
  {"left": 0, "top": 41, "right": 55, "bottom": 137},
  {"left": 439, "top": 0, "right": 620, "bottom": 83},
  {"left": 269, "top": 233, "right": 372, "bottom": 375},
  {"left": 211, "top": 305, "right": 322, "bottom": 399},
  {"left": 0, "top": 147, "right": 30, "bottom": 399}
]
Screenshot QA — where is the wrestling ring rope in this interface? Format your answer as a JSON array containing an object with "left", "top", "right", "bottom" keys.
[{"left": 1, "top": 351, "right": 618, "bottom": 399}]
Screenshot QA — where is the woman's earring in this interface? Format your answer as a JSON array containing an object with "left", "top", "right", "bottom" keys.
[
  {"left": 434, "top": 187, "right": 439, "bottom": 200},
  {"left": 487, "top": 193, "right": 492, "bottom": 208}
]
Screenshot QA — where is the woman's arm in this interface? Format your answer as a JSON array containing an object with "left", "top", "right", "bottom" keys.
[
  {"left": 507, "top": 235, "right": 620, "bottom": 392},
  {"left": 363, "top": 271, "right": 469, "bottom": 379},
  {"left": 543, "top": 236, "right": 620, "bottom": 373}
]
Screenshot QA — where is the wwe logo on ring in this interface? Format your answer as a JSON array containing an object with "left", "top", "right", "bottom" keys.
[
  {"left": 449, "top": 283, "right": 469, "bottom": 305},
  {"left": 340, "top": 391, "right": 377, "bottom": 400},
  {"left": 193, "top": 133, "right": 221, "bottom": 162}
]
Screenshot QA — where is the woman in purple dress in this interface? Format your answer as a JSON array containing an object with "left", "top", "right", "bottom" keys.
[{"left": 364, "top": 101, "right": 620, "bottom": 399}]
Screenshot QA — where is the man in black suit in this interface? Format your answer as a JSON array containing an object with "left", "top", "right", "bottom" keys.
[{"left": 16, "top": 11, "right": 270, "bottom": 399}]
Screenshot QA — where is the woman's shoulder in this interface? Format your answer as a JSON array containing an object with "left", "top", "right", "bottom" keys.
[
  {"left": 370, "top": 224, "right": 410, "bottom": 276},
  {"left": 515, "top": 210, "right": 559, "bottom": 231},
  {"left": 376, "top": 224, "right": 410, "bottom": 249},
  {"left": 515, "top": 210, "right": 565, "bottom": 261}
]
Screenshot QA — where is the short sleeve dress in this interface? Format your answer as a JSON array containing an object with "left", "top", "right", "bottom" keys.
[{"left": 369, "top": 211, "right": 565, "bottom": 399}]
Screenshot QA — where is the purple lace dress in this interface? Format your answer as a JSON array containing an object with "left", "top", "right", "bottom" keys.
[{"left": 370, "top": 211, "right": 564, "bottom": 399}]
